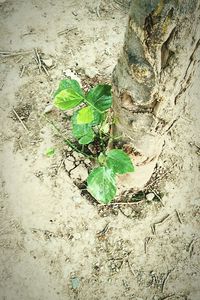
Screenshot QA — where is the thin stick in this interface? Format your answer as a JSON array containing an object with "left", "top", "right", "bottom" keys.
[
  {"left": 161, "top": 269, "right": 174, "bottom": 293},
  {"left": 16, "top": 56, "right": 23, "bottom": 63},
  {"left": 151, "top": 224, "right": 155, "bottom": 235},
  {"left": 152, "top": 214, "right": 171, "bottom": 234},
  {"left": 175, "top": 209, "right": 182, "bottom": 224},
  {"left": 0, "top": 50, "right": 32, "bottom": 57},
  {"left": 57, "top": 27, "right": 77, "bottom": 36},
  {"left": 126, "top": 259, "right": 136, "bottom": 277},
  {"left": 97, "top": 223, "right": 109, "bottom": 236},
  {"left": 149, "top": 187, "right": 165, "bottom": 206},
  {"left": 12, "top": 108, "right": 29, "bottom": 133},
  {"left": 188, "top": 239, "right": 197, "bottom": 258},
  {"left": 57, "top": 159, "right": 64, "bottom": 174},
  {"left": 144, "top": 237, "right": 152, "bottom": 254},
  {"left": 97, "top": 201, "right": 144, "bottom": 206},
  {"left": 161, "top": 295, "right": 175, "bottom": 300},
  {"left": 96, "top": 0, "right": 101, "bottom": 17},
  {"left": 34, "top": 48, "right": 42, "bottom": 73},
  {"left": 20, "top": 65, "right": 26, "bottom": 78},
  {"left": 41, "top": 64, "right": 49, "bottom": 76}
]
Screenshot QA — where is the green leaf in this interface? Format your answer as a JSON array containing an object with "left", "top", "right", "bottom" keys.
[
  {"left": 54, "top": 79, "right": 84, "bottom": 97},
  {"left": 91, "top": 109, "right": 104, "bottom": 126},
  {"left": 45, "top": 148, "right": 55, "bottom": 157},
  {"left": 86, "top": 85, "right": 112, "bottom": 112},
  {"left": 72, "top": 112, "right": 95, "bottom": 145},
  {"left": 79, "top": 131, "right": 94, "bottom": 144},
  {"left": 77, "top": 106, "right": 94, "bottom": 124},
  {"left": 53, "top": 79, "right": 85, "bottom": 111},
  {"left": 87, "top": 167, "right": 117, "bottom": 204},
  {"left": 54, "top": 89, "right": 84, "bottom": 110},
  {"left": 106, "top": 149, "right": 135, "bottom": 174}
]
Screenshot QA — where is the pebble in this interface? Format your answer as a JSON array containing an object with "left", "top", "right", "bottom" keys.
[
  {"left": 43, "top": 58, "right": 53, "bottom": 68},
  {"left": 73, "top": 233, "right": 81, "bottom": 240},
  {"left": 44, "top": 104, "right": 54, "bottom": 114},
  {"left": 63, "top": 69, "right": 82, "bottom": 86},
  {"left": 146, "top": 192, "right": 155, "bottom": 201},
  {"left": 84, "top": 67, "right": 97, "bottom": 78},
  {"left": 71, "top": 277, "right": 80, "bottom": 289},
  {"left": 64, "top": 160, "right": 75, "bottom": 172}
]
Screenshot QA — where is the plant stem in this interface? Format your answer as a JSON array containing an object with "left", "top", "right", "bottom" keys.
[{"left": 43, "top": 115, "right": 94, "bottom": 159}]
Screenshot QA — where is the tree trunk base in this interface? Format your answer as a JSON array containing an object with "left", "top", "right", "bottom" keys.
[{"left": 117, "top": 141, "right": 164, "bottom": 194}]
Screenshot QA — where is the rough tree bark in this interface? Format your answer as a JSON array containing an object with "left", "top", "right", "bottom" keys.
[{"left": 112, "top": 0, "right": 200, "bottom": 190}]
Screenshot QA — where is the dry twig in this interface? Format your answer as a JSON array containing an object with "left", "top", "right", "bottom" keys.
[
  {"left": 0, "top": 50, "right": 32, "bottom": 57},
  {"left": 144, "top": 236, "right": 153, "bottom": 254},
  {"left": 149, "top": 187, "right": 164, "bottom": 206},
  {"left": 57, "top": 27, "right": 77, "bottom": 36},
  {"left": 41, "top": 64, "right": 49, "bottom": 76},
  {"left": 175, "top": 209, "right": 182, "bottom": 224},
  {"left": 160, "top": 295, "right": 175, "bottom": 300},
  {"left": 151, "top": 214, "right": 171, "bottom": 234},
  {"left": 97, "top": 223, "right": 110, "bottom": 236},
  {"left": 34, "top": 48, "right": 42, "bottom": 73},
  {"left": 126, "top": 258, "right": 136, "bottom": 277},
  {"left": 16, "top": 56, "right": 24, "bottom": 63},
  {"left": 19, "top": 65, "right": 26, "bottom": 78},
  {"left": 161, "top": 269, "right": 174, "bottom": 293},
  {"left": 187, "top": 238, "right": 199, "bottom": 258},
  {"left": 12, "top": 108, "right": 29, "bottom": 133}
]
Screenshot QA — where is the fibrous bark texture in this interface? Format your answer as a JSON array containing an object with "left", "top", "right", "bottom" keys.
[{"left": 113, "top": 0, "right": 200, "bottom": 163}]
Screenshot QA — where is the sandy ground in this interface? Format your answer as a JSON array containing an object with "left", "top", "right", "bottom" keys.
[{"left": 0, "top": 1, "right": 200, "bottom": 300}]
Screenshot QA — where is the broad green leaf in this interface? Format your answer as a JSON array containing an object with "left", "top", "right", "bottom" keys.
[
  {"left": 87, "top": 167, "right": 116, "bottom": 204},
  {"left": 54, "top": 89, "right": 84, "bottom": 110},
  {"left": 72, "top": 112, "right": 94, "bottom": 144},
  {"left": 44, "top": 148, "right": 55, "bottom": 157},
  {"left": 54, "top": 79, "right": 84, "bottom": 97},
  {"left": 77, "top": 106, "right": 94, "bottom": 124},
  {"left": 106, "top": 149, "right": 135, "bottom": 174},
  {"left": 91, "top": 109, "right": 104, "bottom": 126},
  {"left": 86, "top": 85, "right": 112, "bottom": 112},
  {"left": 79, "top": 131, "right": 94, "bottom": 144}
]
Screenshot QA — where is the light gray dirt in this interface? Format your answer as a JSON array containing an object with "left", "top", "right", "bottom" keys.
[{"left": 0, "top": 1, "right": 200, "bottom": 300}]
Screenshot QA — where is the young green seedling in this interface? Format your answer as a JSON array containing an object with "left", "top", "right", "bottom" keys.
[{"left": 53, "top": 78, "right": 135, "bottom": 204}]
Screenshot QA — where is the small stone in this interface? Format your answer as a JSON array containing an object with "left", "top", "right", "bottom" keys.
[
  {"left": 146, "top": 192, "right": 155, "bottom": 201},
  {"left": 44, "top": 104, "right": 54, "bottom": 114},
  {"left": 70, "top": 164, "right": 88, "bottom": 182},
  {"left": 64, "top": 160, "right": 75, "bottom": 172},
  {"left": 84, "top": 67, "right": 98, "bottom": 78},
  {"left": 63, "top": 69, "right": 82, "bottom": 86},
  {"left": 71, "top": 277, "right": 80, "bottom": 289},
  {"left": 43, "top": 58, "right": 53, "bottom": 68},
  {"left": 73, "top": 233, "right": 81, "bottom": 240}
]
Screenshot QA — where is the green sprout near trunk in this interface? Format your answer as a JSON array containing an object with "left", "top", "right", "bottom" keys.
[{"left": 53, "top": 79, "right": 135, "bottom": 204}]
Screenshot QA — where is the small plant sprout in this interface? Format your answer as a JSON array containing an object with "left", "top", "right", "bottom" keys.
[
  {"left": 53, "top": 79, "right": 135, "bottom": 204},
  {"left": 45, "top": 147, "right": 55, "bottom": 157}
]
